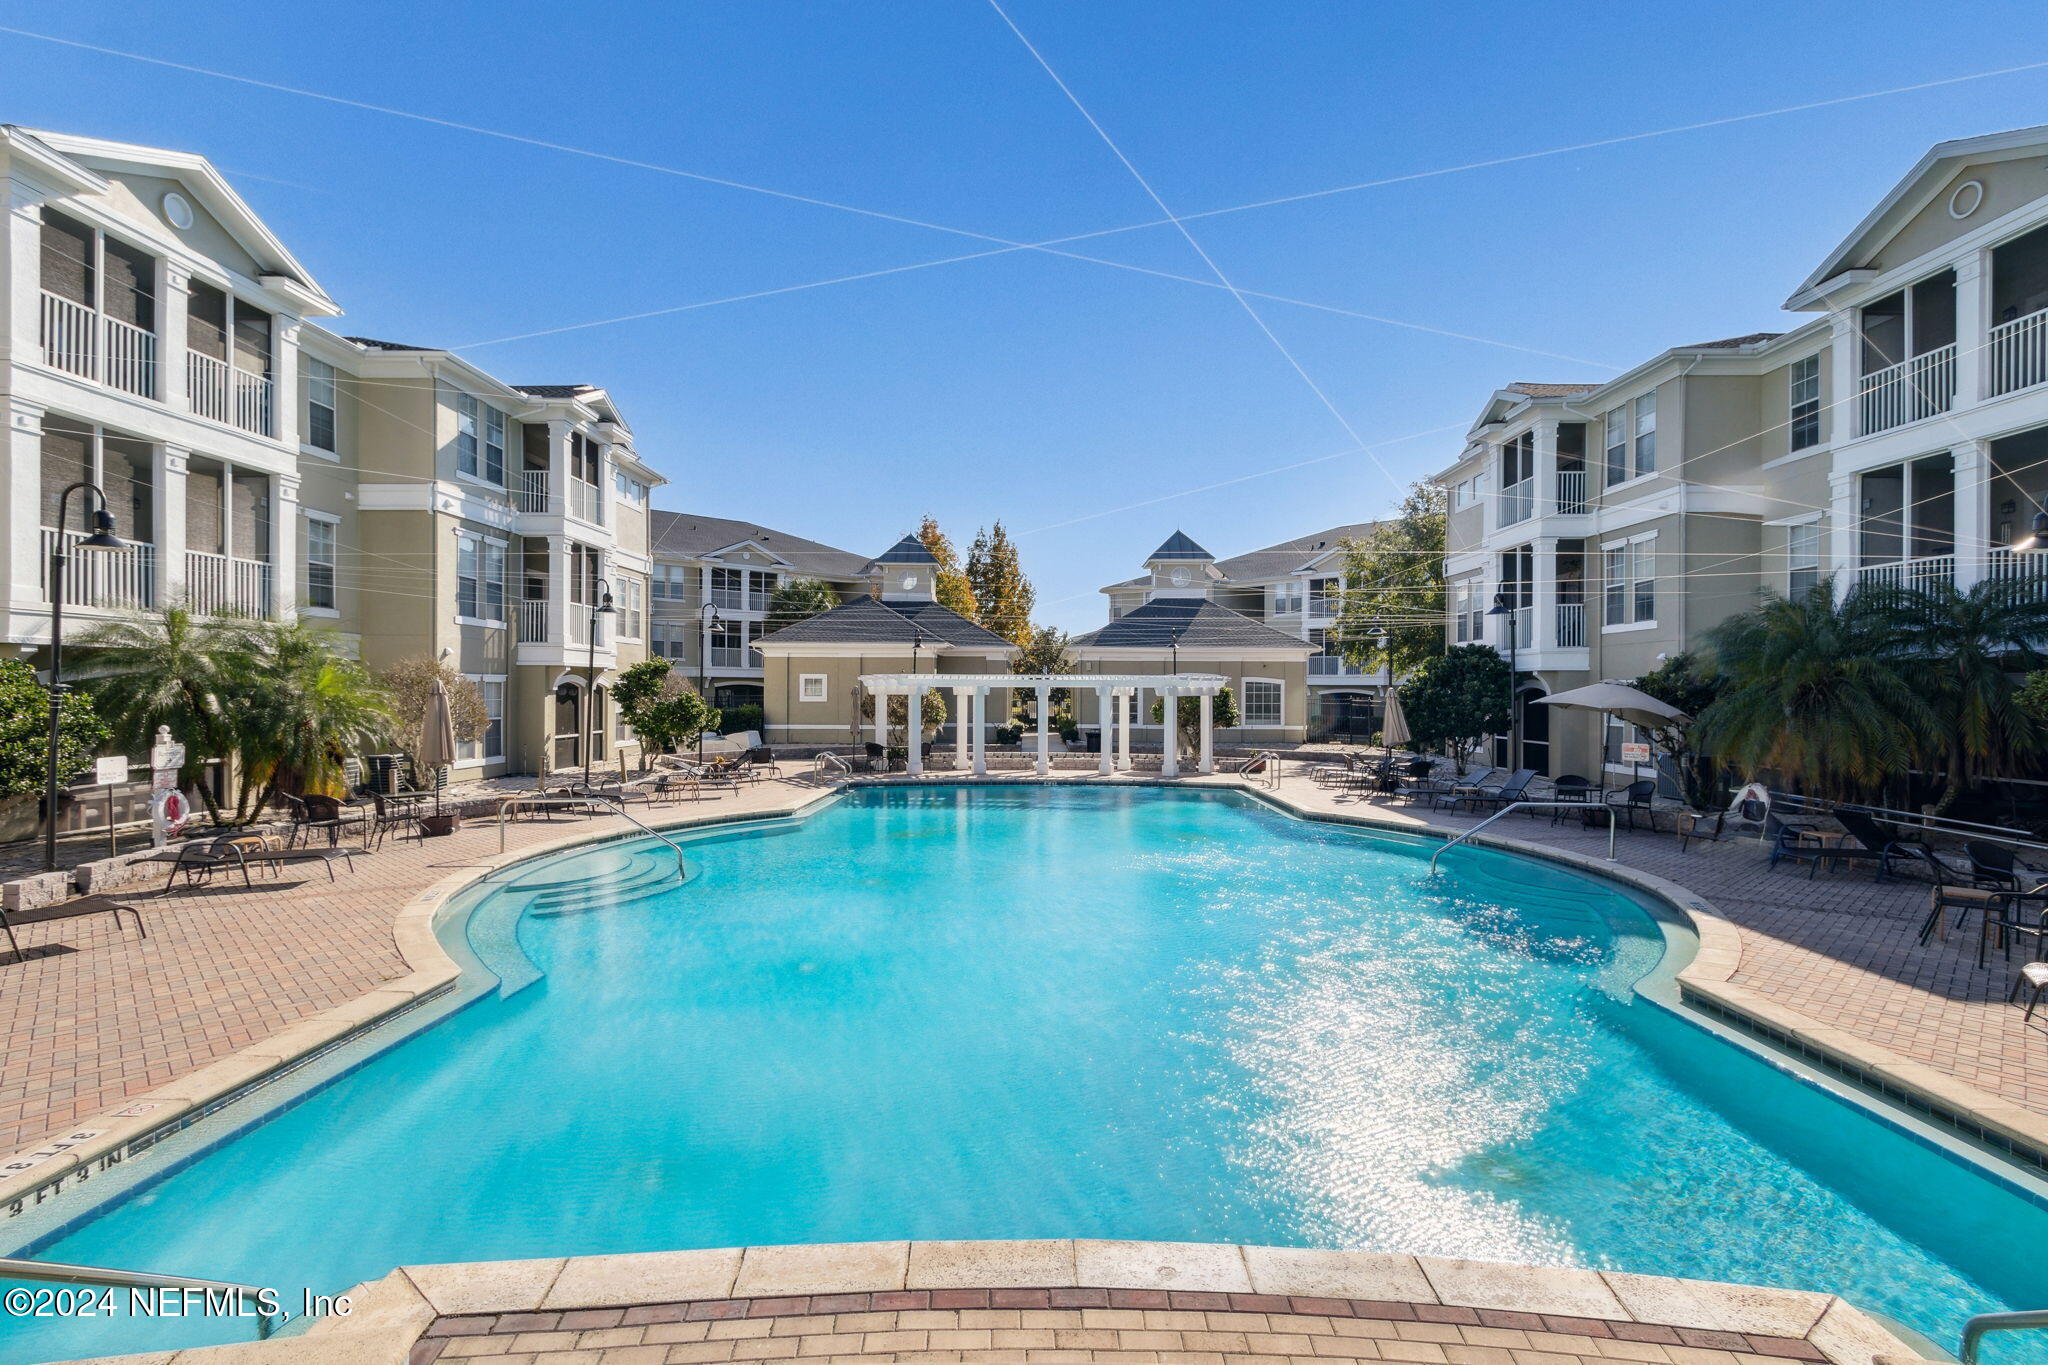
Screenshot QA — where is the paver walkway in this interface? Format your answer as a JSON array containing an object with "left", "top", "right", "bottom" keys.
[{"left": 1, "top": 765, "right": 2041, "bottom": 1168}]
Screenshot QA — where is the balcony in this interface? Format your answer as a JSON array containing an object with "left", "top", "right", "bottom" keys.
[
  {"left": 1985, "top": 546, "right": 2048, "bottom": 600},
  {"left": 567, "top": 479, "right": 602, "bottom": 525},
  {"left": 515, "top": 598, "right": 549, "bottom": 643},
  {"left": 185, "top": 550, "right": 273, "bottom": 617},
  {"left": 1499, "top": 477, "right": 1535, "bottom": 526},
  {"left": 1555, "top": 600, "right": 1586, "bottom": 648},
  {"left": 709, "top": 646, "right": 761, "bottom": 670},
  {"left": 187, "top": 353, "right": 273, "bottom": 437},
  {"left": 41, "top": 530, "right": 156, "bottom": 610},
  {"left": 709, "top": 586, "right": 746, "bottom": 610},
  {"left": 1990, "top": 307, "right": 2048, "bottom": 397},
  {"left": 1308, "top": 655, "right": 1368, "bottom": 678},
  {"left": 40, "top": 291, "right": 157, "bottom": 399},
  {"left": 1555, "top": 469, "right": 1589, "bottom": 515},
  {"left": 1858, "top": 344, "right": 1955, "bottom": 435},
  {"left": 1856, "top": 554, "right": 1955, "bottom": 594},
  {"left": 515, "top": 470, "right": 550, "bottom": 514}
]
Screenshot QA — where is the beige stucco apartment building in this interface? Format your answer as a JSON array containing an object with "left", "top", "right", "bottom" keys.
[
  {"left": 2, "top": 126, "right": 666, "bottom": 784},
  {"left": 1437, "top": 124, "right": 2048, "bottom": 781}
]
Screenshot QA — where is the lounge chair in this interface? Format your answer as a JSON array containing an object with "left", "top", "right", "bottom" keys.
[
  {"left": 1828, "top": 807, "right": 1933, "bottom": 882},
  {"left": 1, "top": 895, "right": 148, "bottom": 959},
  {"left": 1674, "top": 781, "right": 1772, "bottom": 851},
  {"left": 1425, "top": 766, "right": 1500, "bottom": 811},
  {"left": 1441, "top": 768, "right": 1538, "bottom": 815},
  {"left": 157, "top": 834, "right": 357, "bottom": 893}
]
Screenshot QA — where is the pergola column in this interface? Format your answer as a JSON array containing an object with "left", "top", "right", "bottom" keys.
[
  {"left": 1160, "top": 687, "right": 1180, "bottom": 778},
  {"left": 906, "top": 688, "right": 923, "bottom": 775},
  {"left": 1199, "top": 692, "right": 1215, "bottom": 774},
  {"left": 871, "top": 688, "right": 888, "bottom": 756},
  {"left": 971, "top": 687, "right": 987, "bottom": 775},
  {"left": 1034, "top": 684, "right": 1051, "bottom": 776},
  {"left": 953, "top": 687, "right": 971, "bottom": 769},
  {"left": 1096, "top": 685, "right": 1114, "bottom": 775},
  {"left": 1116, "top": 690, "right": 1132, "bottom": 771}
]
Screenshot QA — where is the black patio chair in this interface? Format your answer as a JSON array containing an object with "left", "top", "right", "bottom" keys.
[
  {"left": 1426, "top": 766, "right": 1501, "bottom": 811},
  {"left": 1979, "top": 890, "right": 2048, "bottom": 968},
  {"left": 1913, "top": 847, "right": 2002, "bottom": 945},
  {"left": 1546, "top": 774, "right": 1597, "bottom": 825},
  {"left": 744, "top": 746, "right": 783, "bottom": 779},
  {"left": 1966, "top": 840, "right": 2048, "bottom": 892},
  {"left": 1603, "top": 779, "right": 1661, "bottom": 832}
]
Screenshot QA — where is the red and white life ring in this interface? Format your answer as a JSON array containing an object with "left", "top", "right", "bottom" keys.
[{"left": 154, "top": 788, "right": 190, "bottom": 838}]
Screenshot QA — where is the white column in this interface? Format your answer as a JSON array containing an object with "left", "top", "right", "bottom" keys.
[
  {"left": 1953, "top": 438, "right": 1991, "bottom": 587},
  {"left": 1160, "top": 688, "right": 1180, "bottom": 777},
  {"left": 548, "top": 534, "right": 574, "bottom": 646},
  {"left": 154, "top": 444, "right": 188, "bottom": 605},
  {"left": 906, "top": 687, "right": 923, "bottom": 775},
  {"left": 1828, "top": 473, "right": 1857, "bottom": 594},
  {"left": 1034, "top": 684, "right": 1050, "bottom": 776},
  {"left": 1954, "top": 249, "right": 1991, "bottom": 407},
  {"left": 953, "top": 687, "right": 971, "bottom": 769},
  {"left": 271, "top": 473, "right": 300, "bottom": 620},
  {"left": 1532, "top": 417, "right": 1560, "bottom": 513},
  {"left": 1116, "top": 689, "right": 1132, "bottom": 771},
  {"left": 1096, "top": 686, "right": 1114, "bottom": 775},
  {"left": 272, "top": 317, "right": 303, "bottom": 450},
  {"left": 1828, "top": 313, "right": 1859, "bottom": 442},
  {"left": 871, "top": 688, "right": 889, "bottom": 753},
  {"left": 159, "top": 262, "right": 191, "bottom": 411},
  {"left": 971, "top": 687, "right": 987, "bottom": 775},
  {"left": 548, "top": 420, "right": 575, "bottom": 514},
  {"left": 1, "top": 397, "right": 43, "bottom": 616},
  {"left": 0, "top": 188, "right": 41, "bottom": 374},
  {"left": 1199, "top": 692, "right": 1214, "bottom": 774}
]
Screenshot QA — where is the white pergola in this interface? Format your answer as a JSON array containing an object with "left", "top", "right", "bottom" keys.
[{"left": 857, "top": 672, "right": 1231, "bottom": 778}]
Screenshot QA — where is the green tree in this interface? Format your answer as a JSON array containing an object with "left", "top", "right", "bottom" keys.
[
  {"left": 1630, "top": 652, "right": 1724, "bottom": 810},
  {"left": 0, "top": 658, "right": 109, "bottom": 800},
  {"left": 966, "top": 522, "right": 1035, "bottom": 646},
  {"left": 75, "top": 606, "right": 246, "bottom": 824},
  {"left": 1864, "top": 579, "right": 2048, "bottom": 813},
  {"left": 1400, "top": 644, "right": 1512, "bottom": 772},
  {"left": 621, "top": 665, "right": 720, "bottom": 758},
  {"left": 859, "top": 687, "right": 949, "bottom": 741},
  {"left": 764, "top": 577, "right": 841, "bottom": 632},
  {"left": 918, "top": 516, "right": 979, "bottom": 620},
  {"left": 239, "top": 621, "right": 395, "bottom": 814},
  {"left": 1337, "top": 481, "right": 1445, "bottom": 675},
  {"left": 1693, "top": 586, "right": 1934, "bottom": 801},
  {"left": 2020, "top": 669, "right": 2048, "bottom": 731},
  {"left": 1149, "top": 686, "right": 1241, "bottom": 752},
  {"left": 1012, "top": 626, "right": 1076, "bottom": 712}
]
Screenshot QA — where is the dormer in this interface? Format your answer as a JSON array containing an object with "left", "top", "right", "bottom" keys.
[
  {"left": 866, "top": 533, "right": 939, "bottom": 602},
  {"left": 1143, "top": 531, "right": 1222, "bottom": 600}
]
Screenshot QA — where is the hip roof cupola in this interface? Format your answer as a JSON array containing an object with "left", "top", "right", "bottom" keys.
[{"left": 1144, "top": 530, "right": 1220, "bottom": 598}]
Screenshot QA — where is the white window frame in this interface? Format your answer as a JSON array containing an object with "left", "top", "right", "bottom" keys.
[
  {"left": 615, "top": 577, "right": 643, "bottom": 641},
  {"left": 304, "top": 357, "right": 338, "bottom": 456},
  {"left": 458, "top": 674, "right": 506, "bottom": 765},
  {"left": 1786, "top": 517, "right": 1823, "bottom": 599},
  {"left": 1632, "top": 390, "right": 1657, "bottom": 477},
  {"left": 1604, "top": 407, "right": 1627, "bottom": 487},
  {"left": 1601, "top": 532, "right": 1658, "bottom": 630},
  {"left": 453, "top": 392, "right": 506, "bottom": 486},
  {"left": 302, "top": 509, "right": 339, "bottom": 615},
  {"left": 1240, "top": 677, "right": 1284, "bottom": 727},
  {"left": 455, "top": 531, "right": 508, "bottom": 626},
  {"left": 1788, "top": 356, "right": 1821, "bottom": 452},
  {"left": 1272, "top": 580, "right": 1303, "bottom": 615},
  {"left": 652, "top": 621, "right": 688, "bottom": 660},
  {"left": 799, "top": 673, "right": 828, "bottom": 703}
]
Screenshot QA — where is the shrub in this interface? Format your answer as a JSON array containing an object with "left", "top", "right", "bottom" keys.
[
  {"left": 717, "top": 703, "right": 765, "bottom": 735},
  {"left": 993, "top": 722, "right": 1024, "bottom": 745}
]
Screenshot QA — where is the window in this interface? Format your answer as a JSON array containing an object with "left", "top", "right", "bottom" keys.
[
  {"left": 460, "top": 678, "right": 505, "bottom": 762},
  {"left": 1241, "top": 678, "right": 1283, "bottom": 727},
  {"left": 652, "top": 622, "right": 688, "bottom": 660},
  {"left": 710, "top": 617, "right": 744, "bottom": 666},
  {"left": 483, "top": 406, "right": 505, "bottom": 485},
  {"left": 1603, "top": 536, "right": 1656, "bottom": 626},
  {"left": 454, "top": 395, "right": 504, "bottom": 484},
  {"left": 617, "top": 577, "right": 643, "bottom": 639},
  {"left": 1788, "top": 521, "right": 1822, "bottom": 599},
  {"left": 799, "top": 674, "right": 827, "bottom": 703},
  {"left": 710, "top": 566, "right": 743, "bottom": 609},
  {"left": 457, "top": 535, "right": 506, "bottom": 622},
  {"left": 1632, "top": 391, "right": 1656, "bottom": 476},
  {"left": 1500, "top": 431, "right": 1535, "bottom": 523},
  {"left": 304, "top": 514, "right": 337, "bottom": 611},
  {"left": 1308, "top": 576, "right": 1340, "bottom": 615},
  {"left": 1604, "top": 408, "right": 1627, "bottom": 486},
  {"left": 305, "top": 358, "right": 337, "bottom": 453},
  {"left": 1273, "top": 581, "right": 1303, "bottom": 614},
  {"left": 613, "top": 471, "right": 646, "bottom": 506},
  {"left": 653, "top": 564, "right": 688, "bottom": 601},
  {"left": 1452, "top": 581, "right": 1471, "bottom": 642},
  {"left": 1789, "top": 357, "right": 1821, "bottom": 451},
  {"left": 455, "top": 393, "right": 479, "bottom": 479}
]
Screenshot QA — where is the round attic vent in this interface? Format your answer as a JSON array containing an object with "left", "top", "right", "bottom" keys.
[
  {"left": 162, "top": 192, "right": 194, "bottom": 230},
  {"left": 1948, "top": 179, "right": 1985, "bottom": 220}
]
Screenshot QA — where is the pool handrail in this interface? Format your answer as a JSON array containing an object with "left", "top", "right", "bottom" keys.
[
  {"left": 0, "top": 1253, "right": 284, "bottom": 1337},
  {"left": 1962, "top": 1308, "right": 2048, "bottom": 1363},
  {"left": 1246, "top": 751, "right": 1282, "bottom": 789},
  {"left": 1428, "top": 800, "right": 1620, "bottom": 874},
  {"left": 495, "top": 793, "right": 689, "bottom": 879}
]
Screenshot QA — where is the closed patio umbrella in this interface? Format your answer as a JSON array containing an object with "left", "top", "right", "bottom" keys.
[
  {"left": 418, "top": 678, "right": 458, "bottom": 814},
  {"left": 1381, "top": 687, "right": 1412, "bottom": 749}
]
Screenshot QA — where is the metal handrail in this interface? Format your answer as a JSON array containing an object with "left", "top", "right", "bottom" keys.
[
  {"left": 1962, "top": 1308, "right": 2048, "bottom": 1363},
  {"left": 0, "top": 1254, "right": 283, "bottom": 1337},
  {"left": 1246, "top": 750, "right": 1282, "bottom": 789},
  {"left": 1429, "top": 799, "right": 1620, "bottom": 874},
  {"left": 1770, "top": 791, "right": 2048, "bottom": 856},
  {"left": 496, "top": 792, "right": 689, "bottom": 879}
]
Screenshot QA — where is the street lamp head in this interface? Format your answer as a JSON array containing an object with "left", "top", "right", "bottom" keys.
[
  {"left": 2015, "top": 510, "right": 2048, "bottom": 552},
  {"left": 596, "top": 591, "right": 616, "bottom": 615},
  {"left": 80, "top": 508, "right": 123, "bottom": 551},
  {"left": 1487, "top": 592, "right": 1514, "bottom": 615}
]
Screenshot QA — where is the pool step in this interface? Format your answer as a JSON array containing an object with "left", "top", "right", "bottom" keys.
[{"left": 523, "top": 848, "right": 686, "bottom": 918}]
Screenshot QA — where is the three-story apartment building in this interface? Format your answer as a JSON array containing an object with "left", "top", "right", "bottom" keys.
[
  {"left": 2, "top": 126, "right": 665, "bottom": 784},
  {"left": 1437, "top": 124, "right": 2048, "bottom": 780}
]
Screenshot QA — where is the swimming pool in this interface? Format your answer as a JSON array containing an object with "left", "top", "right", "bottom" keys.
[{"left": 4, "top": 786, "right": 2043, "bottom": 1363}]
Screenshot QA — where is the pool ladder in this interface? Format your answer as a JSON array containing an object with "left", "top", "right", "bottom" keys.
[
  {"left": 1428, "top": 800, "right": 1620, "bottom": 875},
  {"left": 0, "top": 1253, "right": 285, "bottom": 1337},
  {"left": 495, "top": 793, "right": 689, "bottom": 880},
  {"left": 1963, "top": 1309, "right": 2048, "bottom": 1362}
]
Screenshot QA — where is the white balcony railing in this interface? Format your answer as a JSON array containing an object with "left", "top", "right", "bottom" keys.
[
  {"left": 1856, "top": 554, "right": 1955, "bottom": 595},
  {"left": 709, "top": 646, "right": 755, "bottom": 669},
  {"left": 515, "top": 469, "right": 550, "bottom": 514},
  {"left": 185, "top": 550, "right": 273, "bottom": 617},
  {"left": 1555, "top": 468, "right": 1589, "bottom": 515},
  {"left": 187, "top": 352, "right": 231, "bottom": 423},
  {"left": 185, "top": 352, "right": 273, "bottom": 435},
  {"left": 709, "top": 586, "right": 747, "bottom": 610},
  {"left": 234, "top": 369, "right": 273, "bottom": 437},
  {"left": 39, "top": 291, "right": 95, "bottom": 380},
  {"left": 103, "top": 317, "right": 156, "bottom": 398},
  {"left": 1984, "top": 547, "right": 2048, "bottom": 601},
  {"left": 568, "top": 479, "right": 601, "bottom": 524},
  {"left": 1858, "top": 343, "right": 1956, "bottom": 435},
  {"left": 1990, "top": 307, "right": 2048, "bottom": 397},
  {"left": 1308, "top": 655, "right": 1366, "bottom": 677},
  {"left": 1494, "top": 609, "right": 1533, "bottom": 650},
  {"left": 1500, "top": 477, "right": 1535, "bottom": 526},
  {"left": 515, "top": 598, "right": 549, "bottom": 643},
  {"left": 1555, "top": 600, "right": 1586, "bottom": 648},
  {"left": 41, "top": 530, "right": 156, "bottom": 610}
]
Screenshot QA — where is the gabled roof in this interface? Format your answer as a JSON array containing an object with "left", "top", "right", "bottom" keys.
[
  {"left": 647, "top": 512, "right": 867, "bottom": 578},
  {"left": 345, "top": 336, "right": 435, "bottom": 352},
  {"left": 1146, "top": 530, "right": 1215, "bottom": 562},
  {"left": 753, "top": 596, "right": 1014, "bottom": 650},
  {"left": 1213, "top": 522, "right": 1382, "bottom": 580},
  {"left": 1071, "top": 598, "right": 1315, "bottom": 652},
  {"left": 864, "top": 534, "right": 940, "bottom": 570},
  {"left": 514, "top": 384, "right": 598, "bottom": 399},
  {"left": 1504, "top": 381, "right": 1600, "bottom": 398},
  {"left": 1683, "top": 332, "right": 1782, "bottom": 350}
]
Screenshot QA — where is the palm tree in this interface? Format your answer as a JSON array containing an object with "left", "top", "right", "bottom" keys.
[
  {"left": 233, "top": 620, "right": 395, "bottom": 820},
  {"left": 1862, "top": 578, "right": 2048, "bottom": 813},
  {"left": 1693, "top": 585, "right": 1937, "bottom": 801}
]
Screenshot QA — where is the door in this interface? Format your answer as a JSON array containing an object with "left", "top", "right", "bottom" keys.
[{"left": 1518, "top": 687, "right": 1551, "bottom": 776}]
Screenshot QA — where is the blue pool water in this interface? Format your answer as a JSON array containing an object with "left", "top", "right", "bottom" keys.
[{"left": 4, "top": 786, "right": 2043, "bottom": 1363}]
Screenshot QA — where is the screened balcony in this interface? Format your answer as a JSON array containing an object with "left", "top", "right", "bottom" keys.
[
  {"left": 1857, "top": 272, "right": 1956, "bottom": 435},
  {"left": 38, "top": 209, "right": 158, "bottom": 400}
]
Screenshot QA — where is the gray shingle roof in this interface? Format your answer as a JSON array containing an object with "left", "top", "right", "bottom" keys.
[
  {"left": 1212, "top": 522, "right": 1381, "bottom": 580},
  {"left": 754, "top": 597, "right": 1014, "bottom": 650},
  {"left": 344, "top": 336, "right": 435, "bottom": 352},
  {"left": 1070, "top": 599, "right": 1315, "bottom": 652},
  {"left": 648, "top": 511, "right": 868, "bottom": 578},
  {"left": 864, "top": 533, "right": 940, "bottom": 570},
  {"left": 513, "top": 384, "right": 597, "bottom": 398},
  {"left": 1683, "top": 332, "right": 1783, "bottom": 350},
  {"left": 1506, "top": 381, "right": 1601, "bottom": 398},
  {"left": 1146, "top": 530, "right": 1214, "bottom": 561}
]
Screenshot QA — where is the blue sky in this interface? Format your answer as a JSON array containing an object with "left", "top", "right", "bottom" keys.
[{"left": 7, "top": 1, "right": 2048, "bottom": 630}]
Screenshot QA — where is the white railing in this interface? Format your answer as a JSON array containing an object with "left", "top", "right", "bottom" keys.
[
  {"left": 1555, "top": 468, "right": 1589, "bottom": 515},
  {"left": 1990, "top": 307, "right": 2048, "bottom": 397},
  {"left": 1858, "top": 343, "right": 1955, "bottom": 434},
  {"left": 41, "top": 530, "right": 156, "bottom": 610},
  {"left": 568, "top": 479, "right": 601, "bottom": 524},
  {"left": 747, "top": 588, "right": 773, "bottom": 612},
  {"left": 185, "top": 550, "right": 273, "bottom": 617},
  {"left": 1984, "top": 547, "right": 2048, "bottom": 601},
  {"left": 1494, "top": 609, "right": 1532, "bottom": 650},
  {"left": 187, "top": 352, "right": 231, "bottom": 423},
  {"left": 102, "top": 317, "right": 156, "bottom": 398},
  {"left": 1308, "top": 655, "right": 1366, "bottom": 677},
  {"left": 234, "top": 369, "right": 273, "bottom": 436},
  {"left": 515, "top": 469, "right": 550, "bottom": 513},
  {"left": 39, "top": 291, "right": 96, "bottom": 380},
  {"left": 1856, "top": 554, "right": 1955, "bottom": 594},
  {"left": 515, "top": 598, "right": 549, "bottom": 643},
  {"left": 709, "top": 646, "right": 754, "bottom": 669},
  {"left": 1500, "top": 477, "right": 1534, "bottom": 525},
  {"left": 1555, "top": 600, "right": 1586, "bottom": 648},
  {"left": 709, "top": 586, "right": 746, "bottom": 610}
]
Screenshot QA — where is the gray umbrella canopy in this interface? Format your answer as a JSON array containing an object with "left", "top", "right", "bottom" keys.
[
  {"left": 1535, "top": 681, "right": 1688, "bottom": 730},
  {"left": 418, "top": 678, "right": 458, "bottom": 805},
  {"left": 1381, "top": 688, "right": 1412, "bottom": 747}
]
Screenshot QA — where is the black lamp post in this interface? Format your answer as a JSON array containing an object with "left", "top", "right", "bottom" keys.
[
  {"left": 698, "top": 603, "right": 723, "bottom": 760},
  {"left": 1486, "top": 591, "right": 1520, "bottom": 769},
  {"left": 1367, "top": 624, "right": 1389, "bottom": 754},
  {"left": 46, "top": 483, "right": 124, "bottom": 871},
  {"left": 584, "top": 577, "right": 614, "bottom": 790}
]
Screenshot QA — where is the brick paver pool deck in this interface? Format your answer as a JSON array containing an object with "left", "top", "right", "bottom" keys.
[{"left": 2, "top": 763, "right": 2041, "bottom": 1178}]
